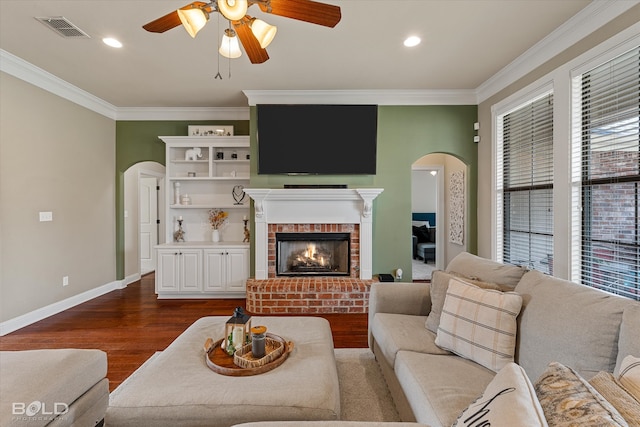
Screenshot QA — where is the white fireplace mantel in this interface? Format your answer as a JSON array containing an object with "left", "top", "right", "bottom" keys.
[{"left": 244, "top": 188, "right": 383, "bottom": 280}]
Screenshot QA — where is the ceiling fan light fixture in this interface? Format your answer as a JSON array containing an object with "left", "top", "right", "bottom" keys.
[
  {"left": 177, "top": 7, "right": 209, "bottom": 38},
  {"left": 250, "top": 18, "right": 277, "bottom": 49},
  {"left": 219, "top": 28, "right": 242, "bottom": 58},
  {"left": 217, "top": 0, "right": 248, "bottom": 21}
]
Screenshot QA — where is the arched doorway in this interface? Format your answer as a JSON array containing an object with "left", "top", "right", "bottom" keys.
[
  {"left": 411, "top": 153, "right": 468, "bottom": 280},
  {"left": 123, "top": 161, "right": 165, "bottom": 282}
]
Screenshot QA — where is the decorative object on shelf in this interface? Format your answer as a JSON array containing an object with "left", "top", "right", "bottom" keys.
[
  {"left": 243, "top": 216, "right": 250, "bottom": 243},
  {"left": 174, "top": 182, "right": 181, "bottom": 205},
  {"left": 174, "top": 218, "right": 185, "bottom": 242},
  {"left": 188, "top": 171, "right": 196, "bottom": 177},
  {"left": 246, "top": 154, "right": 250, "bottom": 160},
  {"left": 231, "top": 151, "right": 238, "bottom": 159},
  {"left": 181, "top": 194, "right": 192, "bottom": 205},
  {"left": 224, "top": 307, "right": 252, "bottom": 355},
  {"left": 232, "top": 185, "right": 246, "bottom": 205},
  {"left": 212, "top": 229, "right": 221, "bottom": 242},
  {"left": 208, "top": 208, "right": 228, "bottom": 237},
  {"left": 187, "top": 125, "right": 234, "bottom": 136},
  {"left": 185, "top": 147, "right": 203, "bottom": 160},
  {"left": 216, "top": 151, "right": 224, "bottom": 160}
]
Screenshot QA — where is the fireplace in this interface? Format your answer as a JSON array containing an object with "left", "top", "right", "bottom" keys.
[
  {"left": 276, "top": 232, "right": 350, "bottom": 276},
  {"left": 244, "top": 188, "right": 383, "bottom": 315}
]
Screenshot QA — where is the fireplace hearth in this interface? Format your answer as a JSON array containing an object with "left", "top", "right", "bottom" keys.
[{"left": 276, "top": 232, "right": 350, "bottom": 276}]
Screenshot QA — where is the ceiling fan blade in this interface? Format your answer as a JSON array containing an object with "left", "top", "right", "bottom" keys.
[
  {"left": 233, "top": 19, "right": 270, "bottom": 64},
  {"left": 143, "top": 1, "right": 208, "bottom": 33},
  {"left": 258, "top": 0, "right": 341, "bottom": 28}
]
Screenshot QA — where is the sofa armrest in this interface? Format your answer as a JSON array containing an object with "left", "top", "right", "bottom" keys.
[{"left": 368, "top": 282, "right": 431, "bottom": 348}]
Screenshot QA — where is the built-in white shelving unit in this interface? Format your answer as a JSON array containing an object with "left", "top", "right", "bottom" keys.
[{"left": 155, "top": 136, "right": 250, "bottom": 299}]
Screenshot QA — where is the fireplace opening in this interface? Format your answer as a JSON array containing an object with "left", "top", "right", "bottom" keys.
[{"left": 276, "top": 232, "right": 350, "bottom": 276}]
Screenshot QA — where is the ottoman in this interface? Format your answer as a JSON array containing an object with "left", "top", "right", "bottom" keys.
[{"left": 107, "top": 316, "right": 340, "bottom": 427}]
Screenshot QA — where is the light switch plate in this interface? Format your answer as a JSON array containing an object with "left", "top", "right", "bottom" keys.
[{"left": 39, "top": 211, "right": 53, "bottom": 222}]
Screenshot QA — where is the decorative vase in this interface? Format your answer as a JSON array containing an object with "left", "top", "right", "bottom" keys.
[{"left": 212, "top": 229, "right": 220, "bottom": 242}]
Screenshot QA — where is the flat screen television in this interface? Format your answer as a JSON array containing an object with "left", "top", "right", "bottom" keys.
[{"left": 257, "top": 104, "right": 378, "bottom": 175}]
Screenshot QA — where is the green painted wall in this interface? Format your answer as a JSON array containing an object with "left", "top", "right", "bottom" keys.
[{"left": 115, "top": 107, "right": 477, "bottom": 281}]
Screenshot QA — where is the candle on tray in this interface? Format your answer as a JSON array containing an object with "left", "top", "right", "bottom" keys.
[{"left": 232, "top": 326, "right": 244, "bottom": 350}]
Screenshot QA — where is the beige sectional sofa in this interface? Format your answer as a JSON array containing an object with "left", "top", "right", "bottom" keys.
[
  {"left": 368, "top": 252, "right": 640, "bottom": 426},
  {"left": 0, "top": 348, "right": 109, "bottom": 427}
]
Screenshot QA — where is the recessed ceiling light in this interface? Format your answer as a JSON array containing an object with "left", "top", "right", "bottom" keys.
[
  {"left": 404, "top": 36, "right": 421, "bottom": 47},
  {"left": 103, "top": 37, "right": 122, "bottom": 48}
]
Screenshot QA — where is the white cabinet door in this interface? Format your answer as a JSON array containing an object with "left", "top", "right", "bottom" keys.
[
  {"left": 180, "top": 249, "right": 202, "bottom": 292},
  {"left": 203, "top": 250, "right": 225, "bottom": 292},
  {"left": 226, "top": 249, "right": 249, "bottom": 292},
  {"left": 156, "top": 250, "right": 179, "bottom": 292}
]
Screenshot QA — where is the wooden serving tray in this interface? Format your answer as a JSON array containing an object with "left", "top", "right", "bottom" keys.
[{"left": 203, "top": 333, "right": 294, "bottom": 376}]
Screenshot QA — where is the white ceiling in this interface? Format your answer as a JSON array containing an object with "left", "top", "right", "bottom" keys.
[{"left": 0, "top": 0, "right": 599, "bottom": 109}]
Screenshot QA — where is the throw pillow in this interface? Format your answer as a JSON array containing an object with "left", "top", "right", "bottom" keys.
[
  {"left": 615, "top": 305, "right": 640, "bottom": 376},
  {"left": 618, "top": 355, "right": 640, "bottom": 403},
  {"left": 445, "top": 251, "right": 527, "bottom": 288},
  {"left": 589, "top": 371, "right": 640, "bottom": 427},
  {"left": 534, "top": 362, "right": 628, "bottom": 427},
  {"left": 412, "top": 225, "right": 431, "bottom": 243},
  {"left": 452, "top": 362, "right": 548, "bottom": 427},
  {"left": 425, "top": 270, "right": 503, "bottom": 334},
  {"left": 435, "top": 278, "right": 523, "bottom": 373}
]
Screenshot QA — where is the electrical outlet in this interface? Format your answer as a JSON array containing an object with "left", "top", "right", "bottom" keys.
[{"left": 63, "top": 276, "right": 69, "bottom": 287}]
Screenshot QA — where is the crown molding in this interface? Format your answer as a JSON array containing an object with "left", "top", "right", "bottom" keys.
[
  {"left": 115, "top": 107, "right": 250, "bottom": 121},
  {"left": 476, "top": 0, "right": 639, "bottom": 103},
  {"left": 242, "top": 89, "right": 477, "bottom": 106},
  {"left": 3, "top": 0, "right": 637, "bottom": 116},
  {"left": 1, "top": 49, "right": 119, "bottom": 119}
]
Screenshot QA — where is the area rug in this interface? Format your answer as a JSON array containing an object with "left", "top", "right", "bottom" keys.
[
  {"left": 112, "top": 348, "right": 400, "bottom": 422},
  {"left": 334, "top": 348, "right": 401, "bottom": 422}
]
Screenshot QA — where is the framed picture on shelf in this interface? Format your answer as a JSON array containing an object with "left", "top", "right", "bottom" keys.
[{"left": 188, "top": 125, "right": 234, "bottom": 137}]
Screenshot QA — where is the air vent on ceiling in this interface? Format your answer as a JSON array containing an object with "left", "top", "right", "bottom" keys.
[{"left": 35, "top": 16, "right": 90, "bottom": 38}]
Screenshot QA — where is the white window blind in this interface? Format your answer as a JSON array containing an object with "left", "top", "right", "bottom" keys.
[
  {"left": 578, "top": 47, "right": 640, "bottom": 300},
  {"left": 499, "top": 93, "right": 554, "bottom": 273}
]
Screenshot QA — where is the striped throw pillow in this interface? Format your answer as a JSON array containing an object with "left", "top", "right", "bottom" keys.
[{"left": 435, "top": 277, "right": 523, "bottom": 372}]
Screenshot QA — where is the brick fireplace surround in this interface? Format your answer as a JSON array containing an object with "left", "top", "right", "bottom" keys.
[{"left": 244, "top": 188, "right": 383, "bottom": 314}]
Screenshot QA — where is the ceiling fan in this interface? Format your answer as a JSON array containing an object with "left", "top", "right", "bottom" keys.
[{"left": 143, "top": 0, "right": 341, "bottom": 64}]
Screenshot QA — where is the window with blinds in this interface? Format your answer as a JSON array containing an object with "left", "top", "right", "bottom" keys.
[
  {"left": 498, "top": 93, "right": 554, "bottom": 273},
  {"left": 578, "top": 47, "right": 640, "bottom": 301}
]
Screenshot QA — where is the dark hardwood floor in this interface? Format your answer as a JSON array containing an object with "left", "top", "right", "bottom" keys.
[{"left": 0, "top": 273, "right": 368, "bottom": 391}]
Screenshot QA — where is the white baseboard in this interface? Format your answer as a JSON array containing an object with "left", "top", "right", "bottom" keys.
[
  {"left": 123, "top": 273, "right": 141, "bottom": 288},
  {"left": 0, "top": 279, "right": 125, "bottom": 336}
]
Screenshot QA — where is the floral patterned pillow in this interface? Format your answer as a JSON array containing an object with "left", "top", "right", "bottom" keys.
[{"left": 534, "top": 362, "right": 628, "bottom": 427}]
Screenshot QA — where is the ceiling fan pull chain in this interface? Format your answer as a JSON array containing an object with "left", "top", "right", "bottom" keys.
[{"left": 214, "top": 13, "right": 223, "bottom": 79}]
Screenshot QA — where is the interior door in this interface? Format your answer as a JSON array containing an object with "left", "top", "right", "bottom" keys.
[{"left": 140, "top": 177, "right": 158, "bottom": 274}]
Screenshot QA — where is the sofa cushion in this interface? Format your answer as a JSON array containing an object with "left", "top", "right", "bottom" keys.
[
  {"left": 534, "top": 362, "right": 627, "bottom": 427},
  {"left": 618, "top": 355, "right": 640, "bottom": 403},
  {"left": 435, "top": 278, "right": 523, "bottom": 373},
  {"left": 0, "top": 349, "right": 107, "bottom": 427},
  {"left": 394, "top": 351, "right": 495, "bottom": 427},
  {"left": 515, "top": 269, "right": 631, "bottom": 381},
  {"left": 371, "top": 313, "right": 450, "bottom": 367},
  {"left": 452, "top": 363, "right": 547, "bottom": 427},
  {"left": 589, "top": 371, "right": 640, "bottom": 427},
  {"left": 446, "top": 251, "right": 527, "bottom": 288},
  {"left": 425, "top": 270, "right": 505, "bottom": 334},
  {"left": 615, "top": 304, "right": 640, "bottom": 375}
]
